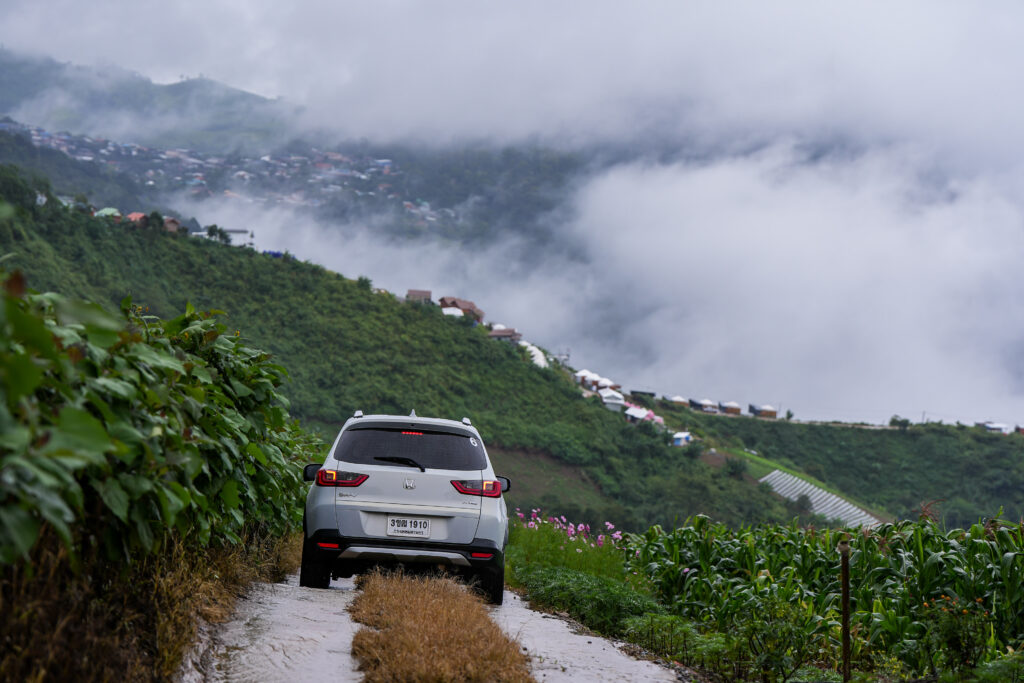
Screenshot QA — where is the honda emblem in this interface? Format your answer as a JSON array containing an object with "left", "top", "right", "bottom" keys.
[{"left": 404, "top": 478, "right": 416, "bottom": 490}]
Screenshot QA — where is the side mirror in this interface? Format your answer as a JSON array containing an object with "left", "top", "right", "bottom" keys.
[
  {"left": 303, "top": 463, "right": 321, "bottom": 482},
  {"left": 497, "top": 476, "right": 511, "bottom": 493}
]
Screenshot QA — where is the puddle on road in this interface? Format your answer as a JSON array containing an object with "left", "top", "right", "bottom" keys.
[
  {"left": 183, "top": 575, "right": 362, "bottom": 683},
  {"left": 490, "top": 590, "right": 677, "bottom": 682}
]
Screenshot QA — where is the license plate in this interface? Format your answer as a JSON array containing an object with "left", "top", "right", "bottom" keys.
[{"left": 386, "top": 515, "right": 431, "bottom": 538}]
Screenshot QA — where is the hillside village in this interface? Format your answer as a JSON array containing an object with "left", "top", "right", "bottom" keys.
[{"left": 0, "top": 117, "right": 455, "bottom": 226}]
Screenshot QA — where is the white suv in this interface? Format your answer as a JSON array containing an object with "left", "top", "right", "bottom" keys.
[{"left": 301, "top": 411, "right": 510, "bottom": 604}]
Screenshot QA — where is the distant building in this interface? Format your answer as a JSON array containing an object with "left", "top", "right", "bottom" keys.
[
  {"left": 488, "top": 327, "right": 522, "bottom": 343},
  {"left": 719, "top": 401, "right": 742, "bottom": 415},
  {"left": 438, "top": 296, "right": 484, "bottom": 322},
  {"left": 163, "top": 217, "right": 182, "bottom": 233},
  {"left": 672, "top": 432, "right": 693, "bottom": 446},
  {"left": 631, "top": 390, "right": 656, "bottom": 399},
  {"left": 624, "top": 406, "right": 649, "bottom": 423},
  {"left": 95, "top": 207, "right": 122, "bottom": 222},
  {"left": 599, "top": 387, "right": 626, "bottom": 412},
  {"left": 749, "top": 404, "right": 777, "bottom": 419},
  {"left": 689, "top": 398, "right": 717, "bottom": 413},
  {"left": 406, "top": 289, "right": 432, "bottom": 304}
]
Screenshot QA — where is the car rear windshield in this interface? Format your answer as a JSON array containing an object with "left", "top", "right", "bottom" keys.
[{"left": 332, "top": 427, "right": 486, "bottom": 471}]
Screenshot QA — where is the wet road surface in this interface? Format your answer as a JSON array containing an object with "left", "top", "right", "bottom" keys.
[
  {"left": 492, "top": 590, "right": 677, "bottom": 682},
  {"left": 184, "top": 574, "right": 676, "bottom": 682}
]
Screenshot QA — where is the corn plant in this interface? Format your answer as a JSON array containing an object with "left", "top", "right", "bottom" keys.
[{"left": 625, "top": 515, "right": 1024, "bottom": 675}]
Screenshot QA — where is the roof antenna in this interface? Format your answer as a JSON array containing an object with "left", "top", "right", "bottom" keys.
[{"left": 409, "top": 409, "right": 417, "bottom": 417}]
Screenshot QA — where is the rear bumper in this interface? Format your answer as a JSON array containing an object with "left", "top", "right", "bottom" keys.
[{"left": 307, "top": 529, "right": 503, "bottom": 577}]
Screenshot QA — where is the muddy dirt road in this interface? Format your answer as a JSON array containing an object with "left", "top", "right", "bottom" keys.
[{"left": 182, "top": 575, "right": 677, "bottom": 682}]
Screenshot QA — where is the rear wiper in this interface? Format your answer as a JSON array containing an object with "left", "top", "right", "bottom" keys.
[{"left": 374, "top": 456, "right": 426, "bottom": 472}]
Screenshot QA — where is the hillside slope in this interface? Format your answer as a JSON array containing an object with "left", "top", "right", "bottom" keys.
[
  {"left": 0, "top": 163, "right": 802, "bottom": 530},
  {"left": 659, "top": 401, "right": 1024, "bottom": 529}
]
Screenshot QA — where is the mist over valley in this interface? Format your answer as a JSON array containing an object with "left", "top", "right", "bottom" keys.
[{"left": 2, "top": 2, "right": 1024, "bottom": 427}]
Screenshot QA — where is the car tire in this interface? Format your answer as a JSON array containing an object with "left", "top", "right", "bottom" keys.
[
  {"left": 480, "top": 565, "right": 504, "bottom": 605},
  {"left": 299, "top": 537, "right": 330, "bottom": 588}
]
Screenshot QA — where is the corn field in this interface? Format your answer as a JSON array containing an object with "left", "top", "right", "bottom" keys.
[{"left": 625, "top": 515, "right": 1024, "bottom": 675}]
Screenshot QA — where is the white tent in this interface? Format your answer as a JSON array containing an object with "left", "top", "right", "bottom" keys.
[
  {"left": 624, "top": 406, "right": 648, "bottom": 421},
  {"left": 442, "top": 307, "right": 464, "bottom": 317}
]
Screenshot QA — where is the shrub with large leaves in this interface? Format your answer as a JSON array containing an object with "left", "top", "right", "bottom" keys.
[{"left": 0, "top": 270, "right": 319, "bottom": 563}]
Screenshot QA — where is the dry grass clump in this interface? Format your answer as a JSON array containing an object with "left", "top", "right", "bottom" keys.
[
  {"left": 0, "top": 526, "right": 301, "bottom": 682},
  {"left": 350, "top": 571, "right": 534, "bottom": 683}
]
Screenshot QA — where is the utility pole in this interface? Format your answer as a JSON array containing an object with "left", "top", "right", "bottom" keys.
[{"left": 838, "top": 538, "right": 851, "bottom": 682}]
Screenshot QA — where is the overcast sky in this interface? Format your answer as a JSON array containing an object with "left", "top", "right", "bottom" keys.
[{"left": 3, "top": 1, "right": 1024, "bottom": 424}]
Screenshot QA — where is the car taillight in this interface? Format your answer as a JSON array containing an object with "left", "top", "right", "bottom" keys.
[
  {"left": 451, "top": 479, "right": 502, "bottom": 498},
  {"left": 316, "top": 470, "right": 368, "bottom": 487}
]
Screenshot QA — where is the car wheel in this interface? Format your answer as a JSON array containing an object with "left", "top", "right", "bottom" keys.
[
  {"left": 299, "top": 537, "right": 330, "bottom": 588},
  {"left": 479, "top": 565, "right": 504, "bottom": 605}
]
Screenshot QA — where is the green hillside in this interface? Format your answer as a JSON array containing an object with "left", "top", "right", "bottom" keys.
[
  {"left": 0, "top": 129, "right": 158, "bottom": 210},
  {"left": 658, "top": 401, "right": 1024, "bottom": 529},
  {"left": 0, "top": 163, "right": 804, "bottom": 531}
]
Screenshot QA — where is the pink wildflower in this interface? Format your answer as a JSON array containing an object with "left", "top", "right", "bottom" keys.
[
  {"left": 576, "top": 548, "right": 583, "bottom": 553},
  {"left": 560, "top": 515, "right": 567, "bottom": 523},
  {"left": 527, "top": 521, "right": 536, "bottom": 529},
  {"left": 517, "top": 512, "right": 524, "bottom": 519},
  {"left": 605, "top": 521, "right": 615, "bottom": 530}
]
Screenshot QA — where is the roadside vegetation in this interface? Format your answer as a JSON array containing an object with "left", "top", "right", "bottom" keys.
[
  {"left": 506, "top": 510, "right": 1024, "bottom": 682},
  {"left": 0, "top": 266, "right": 318, "bottom": 680},
  {"left": 350, "top": 571, "right": 533, "bottom": 683}
]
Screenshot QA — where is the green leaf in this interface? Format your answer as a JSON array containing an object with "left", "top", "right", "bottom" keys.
[
  {"left": 94, "top": 479, "right": 130, "bottom": 522},
  {"left": 0, "top": 354, "right": 43, "bottom": 407},
  {"left": 88, "top": 377, "right": 138, "bottom": 401},
  {"left": 230, "top": 379, "right": 253, "bottom": 398},
  {"left": 0, "top": 506, "right": 41, "bottom": 559},
  {"left": 118, "top": 473, "right": 154, "bottom": 498},
  {"left": 245, "top": 442, "right": 268, "bottom": 466},
  {"left": 219, "top": 479, "right": 241, "bottom": 510},
  {"left": 131, "top": 507, "right": 154, "bottom": 552},
  {"left": 0, "top": 424, "right": 31, "bottom": 451},
  {"left": 5, "top": 299, "right": 57, "bottom": 359},
  {"left": 42, "top": 407, "right": 112, "bottom": 464},
  {"left": 129, "top": 343, "right": 185, "bottom": 373},
  {"left": 55, "top": 299, "right": 123, "bottom": 348}
]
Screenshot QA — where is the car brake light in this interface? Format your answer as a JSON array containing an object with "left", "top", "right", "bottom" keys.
[
  {"left": 401, "top": 431, "right": 423, "bottom": 435},
  {"left": 317, "top": 542, "right": 340, "bottom": 549},
  {"left": 316, "top": 470, "right": 369, "bottom": 487},
  {"left": 471, "top": 552, "right": 493, "bottom": 559},
  {"left": 451, "top": 479, "right": 502, "bottom": 498}
]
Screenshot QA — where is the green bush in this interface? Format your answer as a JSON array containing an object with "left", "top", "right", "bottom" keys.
[
  {"left": 511, "top": 564, "right": 662, "bottom": 636},
  {"left": 0, "top": 272, "right": 319, "bottom": 564}
]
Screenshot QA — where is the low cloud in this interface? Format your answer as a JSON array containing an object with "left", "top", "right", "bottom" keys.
[{"left": 182, "top": 143, "right": 1024, "bottom": 425}]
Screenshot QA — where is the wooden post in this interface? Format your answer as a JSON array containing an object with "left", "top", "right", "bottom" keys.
[{"left": 838, "top": 538, "right": 851, "bottom": 682}]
